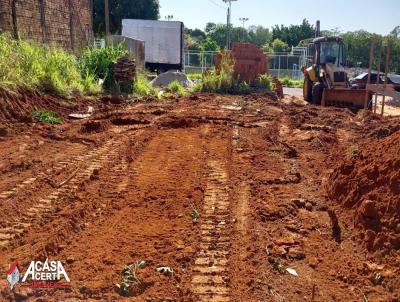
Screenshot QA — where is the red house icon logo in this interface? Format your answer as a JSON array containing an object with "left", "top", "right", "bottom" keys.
[{"left": 6, "top": 261, "right": 21, "bottom": 289}]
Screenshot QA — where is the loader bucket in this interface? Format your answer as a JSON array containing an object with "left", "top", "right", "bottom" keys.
[{"left": 323, "top": 89, "right": 373, "bottom": 110}]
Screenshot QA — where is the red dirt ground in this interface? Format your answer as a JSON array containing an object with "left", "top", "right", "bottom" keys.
[{"left": 0, "top": 91, "right": 399, "bottom": 301}]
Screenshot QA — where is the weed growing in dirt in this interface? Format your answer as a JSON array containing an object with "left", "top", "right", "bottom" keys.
[
  {"left": 348, "top": 145, "right": 360, "bottom": 158},
  {"left": 0, "top": 33, "right": 100, "bottom": 96},
  {"left": 196, "top": 51, "right": 250, "bottom": 95},
  {"left": 167, "top": 80, "right": 186, "bottom": 95},
  {"left": 133, "top": 74, "right": 152, "bottom": 97},
  {"left": 116, "top": 260, "right": 146, "bottom": 297},
  {"left": 32, "top": 110, "right": 63, "bottom": 124}
]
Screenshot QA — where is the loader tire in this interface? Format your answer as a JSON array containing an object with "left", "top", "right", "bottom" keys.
[
  {"left": 312, "top": 82, "right": 323, "bottom": 105},
  {"left": 303, "top": 75, "right": 312, "bottom": 103}
]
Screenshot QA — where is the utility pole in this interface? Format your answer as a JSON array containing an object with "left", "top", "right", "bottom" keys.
[
  {"left": 104, "top": 0, "right": 110, "bottom": 43},
  {"left": 239, "top": 17, "right": 249, "bottom": 42},
  {"left": 223, "top": 0, "right": 237, "bottom": 49}
]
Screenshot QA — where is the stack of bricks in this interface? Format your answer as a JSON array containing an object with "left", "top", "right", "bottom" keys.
[
  {"left": 215, "top": 43, "right": 268, "bottom": 85},
  {"left": 232, "top": 43, "right": 268, "bottom": 85},
  {"left": 0, "top": 0, "right": 93, "bottom": 52},
  {"left": 113, "top": 56, "right": 136, "bottom": 85}
]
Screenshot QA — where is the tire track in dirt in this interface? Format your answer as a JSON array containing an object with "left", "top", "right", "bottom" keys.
[
  {"left": 192, "top": 160, "right": 231, "bottom": 302},
  {"left": 0, "top": 138, "right": 124, "bottom": 248}
]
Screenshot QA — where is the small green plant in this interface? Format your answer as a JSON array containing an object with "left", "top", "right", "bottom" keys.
[
  {"left": 167, "top": 80, "right": 186, "bottom": 95},
  {"left": 258, "top": 74, "right": 273, "bottom": 91},
  {"left": 133, "top": 74, "right": 152, "bottom": 97},
  {"left": 32, "top": 110, "right": 63, "bottom": 124},
  {"left": 116, "top": 260, "right": 146, "bottom": 297},
  {"left": 348, "top": 145, "right": 360, "bottom": 158}
]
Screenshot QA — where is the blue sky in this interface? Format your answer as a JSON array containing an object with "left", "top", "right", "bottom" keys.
[{"left": 159, "top": 0, "right": 399, "bottom": 35}]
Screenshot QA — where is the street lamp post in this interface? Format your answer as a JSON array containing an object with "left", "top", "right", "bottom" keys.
[
  {"left": 239, "top": 17, "right": 249, "bottom": 42},
  {"left": 222, "top": 0, "right": 238, "bottom": 49}
]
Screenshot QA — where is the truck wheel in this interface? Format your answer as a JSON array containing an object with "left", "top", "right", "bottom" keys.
[
  {"left": 303, "top": 75, "right": 312, "bottom": 103},
  {"left": 312, "top": 82, "right": 323, "bottom": 105}
]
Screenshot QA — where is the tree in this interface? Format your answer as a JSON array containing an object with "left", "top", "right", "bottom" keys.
[
  {"left": 262, "top": 42, "right": 272, "bottom": 53},
  {"left": 391, "top": 26, "right": 400, "bottom": 38},
  {"left": 272, "top": 19, "right": 314, "bottom": 47},
  {"left": 248, "top": 26, "right": 272, "bottom": 48},
  {"left": 200, "top": 37, "right": 220, "bottom": 51},
  {"left": 93, "top": 0, "right": 160, "bottom": 36},
  {"left": 272, "top": 39, "right": 289, "bottom": 53}
]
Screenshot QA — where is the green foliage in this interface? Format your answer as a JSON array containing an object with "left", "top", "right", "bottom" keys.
[
  {"left": 79, "top": 43, "right": 128, "bottom": 92},
  {"left": 0, "top": 33, "right": 99, "bottom": 96},
  {"left": 262, "top": 42, "right": 272, "bottom": 53},
  {"left": 258, "top": 74, "right": 273, "bottom": 91},
  {"left": 167, "top": 80, "right": 186, "bottom": 95},
  {"left": 198, "top": 51, "right": 249, "bottom": 95},
  {"left": 200, "top": 37, "right": 220, "bottom": 52},
  {"left": 272, "top": 39, "right": 290, "bottom": 53},
  {"left": 272, "top": 19, "right": 315, "bottom": 47},
  {"left": 279, "top": 77, "right": 303, "bottom": 88},
  {"left": 93, "top": 0, "right": 160, "bottom": 36},
  {"left": 32, "top": 110, "right": 63, "bottom": 124},
  {"left": 187, "top": 73, "right": 202, "bottom": 80},
  {"left": 342, "top": 31, "right": 400, "bottom": 74},
  {"left": 133, "top": 74, "right": 152, "bottom": 97}
]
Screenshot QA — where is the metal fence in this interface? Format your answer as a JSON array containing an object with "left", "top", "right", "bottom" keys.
[
  {"left": 267, "top": 46, "right": 313, "bottom": 80},
  {"left": 184, "top": 47, "right": 312, "bottom": 80},
  {"left": 184, "top": 51, "right": 217, "bottom": 74}
]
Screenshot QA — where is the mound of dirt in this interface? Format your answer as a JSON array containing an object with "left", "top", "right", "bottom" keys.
[
  {"left": 150, "top": 71, "right": 194, "bottom": 88},
  {"left": 0, "top": 88, "right": 95, "bottom": 125},
  {"left": 327, "top": 132, "right": 400, "bottom": 252}
]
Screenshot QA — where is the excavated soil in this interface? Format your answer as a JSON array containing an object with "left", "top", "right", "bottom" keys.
[
  {"left": 0, "top": 93, "right": 399, "bottom": 302},
  {"left": 328, "top": 131, "right": 400, "bottom": 252}
]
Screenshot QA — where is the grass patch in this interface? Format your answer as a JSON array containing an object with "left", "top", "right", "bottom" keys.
[
  {"left": 279, "top": 76, "right": 303, "bottom": 88},
  {"left": 32, "top": 110, "right": 63, "bottom": 124},
  {"left": 133, "top": 74, "right": 152, "bottom": 97},
  {"left": 186, "top": 73, "right": 202, "bottom": 80},
  {"left": 0, "top": 33, "right": 100, "bottom": 96},
  {"left": 167, "top": 80, "right": 186, "bottom": 95}
]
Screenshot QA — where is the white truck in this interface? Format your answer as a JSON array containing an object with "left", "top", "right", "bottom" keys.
[{"left": 122, "top": 19, "right": 184, "bottom": 73}]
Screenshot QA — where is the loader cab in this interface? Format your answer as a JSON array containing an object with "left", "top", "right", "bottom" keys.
[{"left": 314, "top": 37, "right": 345, "bottom": 67}]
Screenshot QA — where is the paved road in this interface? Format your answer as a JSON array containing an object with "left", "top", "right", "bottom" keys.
[{"left": 283, "top": 87, "right": 303, "bottom": 97}]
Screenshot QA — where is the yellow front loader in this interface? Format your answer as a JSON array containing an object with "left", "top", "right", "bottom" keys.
[{"left": 302, "top": 37, "right": 372, "bottom": 109}]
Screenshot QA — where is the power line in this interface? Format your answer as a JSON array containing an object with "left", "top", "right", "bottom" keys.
[{"left": 207, "top": 0, "right": 226, "bottom": 10}]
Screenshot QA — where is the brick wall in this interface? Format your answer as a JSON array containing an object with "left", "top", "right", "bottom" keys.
[{"left": 0, "top": 0, "right": 93, "bottom": 51}]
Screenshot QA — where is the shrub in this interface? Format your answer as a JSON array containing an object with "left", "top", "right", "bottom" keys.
[
  {"left": 167, "top": 80, "right": 186, "bottom": 95},
  {"left": 133, "top": 74, "right": 152, "bottom": 97}
]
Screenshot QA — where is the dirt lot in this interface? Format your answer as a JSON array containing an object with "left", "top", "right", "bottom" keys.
[{"left": 0, "top": 92, "right": 399, "bottom": 301}]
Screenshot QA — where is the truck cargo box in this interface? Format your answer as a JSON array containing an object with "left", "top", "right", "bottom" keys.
[{"left": 122, "top": 19, "right": 184, "bottom": 72}]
